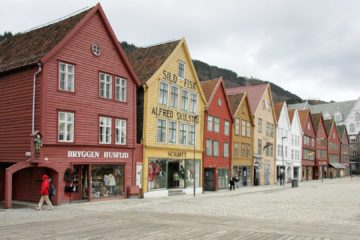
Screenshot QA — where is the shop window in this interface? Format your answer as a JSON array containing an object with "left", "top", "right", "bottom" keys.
[
  {"left": 218, "top": 168, "right": 229, "bottom": 189},
  {"left": 178, "top": 61, "right": 185, "bottom": 79},
  {"left": 148, "top": 159, "right": 167, "bottom": 190},
  {"left": 157, "top": 119, "right": 167, "bottom": 143},
  {"left": 186, "top": 159, "right": 200, "bottom": 188},
  {"left": 207, "top": 115, "right": 213, "bottom": 132},
  {"left": 159, "top": 81, "right": 169, "bottom": 106},
  {"left": 213, "top": 140, "right": 219, "bottom": 157},
  {"left": 99, "top": 117, "right": 112, "bottom": 144},
  {"left": 59, "top": 62, "right": 74, "bottom": 92},
  {"left": 235, "top": 118, "right": 240, "bottom": 135},
  {"left": 115, "top": 77, "right": 127, "bottom": 102},
  {"left": 181, "top": 89, "right": 189, "bottom": 112},
  {"left": 168, "top": 121, "right": 177, "bottom": 144},
  {"left": 214, "top": 117, "right": 220, "bottom": 133},
  {"left": 189, "top": 93, "right": 198, "bottom": 113},
  {"left": 206, "top": 139, "right": 212, "bottom": 156},
  {"left": 91, "top": 165, "right": 124, "bottom": 198},
  {"left": 224, "top": 120, "right": 230, "bottom": 136},
  {"left": 115, "top": 119, "right": 126, "bottom": 145},
  {"left": 179, "top": 123, "right": 187, "bottom": 145},
  {"left": 99, "top": 73, "right": 112, "bottom": 99},
  {"left": 58, "top": 111, "right": 74, "bottom": 142},
  {"left": 170, "top": 85, "right": 179, "bottom": 109}
]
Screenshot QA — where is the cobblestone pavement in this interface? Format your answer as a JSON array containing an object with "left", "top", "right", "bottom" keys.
[{"left": 1, "top": 177, "right": 360, "bottom": 239}]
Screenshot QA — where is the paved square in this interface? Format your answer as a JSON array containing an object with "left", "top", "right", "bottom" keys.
[{"left": 1, "top": 177, "right": 360, "bottom": 239}]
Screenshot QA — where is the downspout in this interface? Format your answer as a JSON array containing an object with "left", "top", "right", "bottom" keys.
[{"left": 32, "top": 63, "right": 42, "bottom": 134}]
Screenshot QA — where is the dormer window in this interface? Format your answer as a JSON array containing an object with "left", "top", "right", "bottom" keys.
[
  {"left": 334, "top": 112, "right": 342, "bottom": 122},
  {"left": 178, "top": 61, "right": 185, "bottom": 79}
]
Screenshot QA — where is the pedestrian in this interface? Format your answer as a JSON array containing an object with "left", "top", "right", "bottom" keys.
[
  {"left": 48, "top": 177, "right": 56, "bottom": 203},
  {"left": 229, "top": 176, "right": 235, "bottom": 191},
  {"left": 35, "top": 174, "right": 53, "bottom": 210},
  {"left": 279, "top": 171, "right": 284, "bottom": 186}
]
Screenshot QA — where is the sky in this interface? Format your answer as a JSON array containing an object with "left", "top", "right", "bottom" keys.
[{"left": 1, "top": 0, "right": 359, "bottom": 102}]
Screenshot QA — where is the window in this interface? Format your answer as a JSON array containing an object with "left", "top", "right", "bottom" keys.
[
  {"left": 189, "top": 125, "right": 195, "bottom": 146},
  {"left": 224, "top": 142, "right": 229, "bottom": 158},
  {"left": 235, "top": 119, "right": 240, "bottom": 135},
  {"left": 241, "top": 143, "right": 245, "bottom": 158},
  {"left": 307, "top": 122, "right": 311, "bottom": 130},
  {"left": 266, "top": 122, "right": 271, "bottom": 136},
  {"left": 350, "top": 136, "right": 356, "bottom": 144},
  {"left": 206, "top": 139, "right": 212, "bottom": 156},
  {"left": 58, "top": 112, "right": 74, "bottom": 142},
  {"left": 190, "top": 93, "right": 198, "bottom": 113},
  {"left": 168, "top": 121, "right": 177, "bottom": 144},
  {"left": 115, "top": 119, "right": 126, "bottom": 144},
  {"left": 270, "top": 144, "right": 273, "bottom": 156},
  {"left": 59, "top": 62, "right": 74, "bottom": 92},
  {"left": 99, "top": 117, "right": 112, "bottom": 144},
  {"left": 270, "top": 124, "right": 274, "bottom": 137},
  {"left": 356, "top": 112, "right": 360, "bottom": 121},
  {"left": 115, "top": 77, "right": 127, "bottom": 102},
  {"left": 258, "top": 119, "right": 262, "bottom": 132},
  {"left": 247, "top": 122, "right": 251, "bottom": 137},
  {"left": 157, "top": 119, "right": 166, "bottom": 143},
  {"left": 234, "top": 143, "right": 239, "bottom": 158},
  {"left": 350, "top": 123, "right": 355, "bottom": 133},
  {"left": 334, "top": 113, "right": 342, "bottom": 122},
  {"left": 242, "top": 104, "right": 246, "bottom": 114},
  {"left": 224, "top": 120, "right": 230, "bottom": 136},
  {"left": 213, "top": 141, "right": 219, "bottom": 157},
  {"left": 258, "top": 139, "right": 262, "bottom": 155},
  {"left": 207, "top": 115, "right": 213, "bottom": 132},
  {"left": 181, "top": 89, "right": 189, "bottom": 111},
  {"left": 179, "top": 123, "right": 187, "bottom": 145},
  {"left": 311, "top": 138, "right": 315, "bottom": 147},
  {"left": 159, "top": 81, "right": 169, "bottom": 106},
  {"left": 170, "top": 85, "right": 179, "bottom": 108},
  {"left": 99, "top": 73, "right": 112, "bottom": 99},
  {"left": 291, "top": 149, "right": 294, "bottom": 160},
  {"left": 242, "top": 120, "right": 246, "bottom": 136},
  {"left": 246, "top": 144, "right": 251, "bottom": 158},
  {"left": 92, "top": 44, "right": 100, "bottom": 56},
  {"left": 178, "top": 61, "right": 185, "bottom": 79},
  {"left": 214, "top": 117, "right": 220, "bottom": 133}
]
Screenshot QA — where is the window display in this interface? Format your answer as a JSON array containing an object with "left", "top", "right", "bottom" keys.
[{"left": 91, "top": 165, "right": 124, "bottom": 198}]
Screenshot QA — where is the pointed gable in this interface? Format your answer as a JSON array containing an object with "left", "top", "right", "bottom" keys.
[
  {"left": 124, "top": 40, "right": 180, "bottom": 84},
  {"left": 336, "top": 125, "right": 347, "bottom": 142},
  {"left": 200, "top": 78, "right": 220, "bottom": 102},
  {"left": 311, "top": 113, "right": 321, "bottom": 132},
  {"left": 324, "top": 119, "right": 334, "bottom": 137},
  {"left": 273, "top": 102, "right": 284, "bottom": 122},
  {"left": 226, "top": 84, "right": 268, "bottom": 115},
  {"left": 228, "top": 93, "right": 245, "bottom": 116},
  {"left": 298, "top": 110, "right": 310, "bottom": 130},
  {"left": 288, "top": 109, "right": 295, "bottom": 124},
  {"left": 0, "top": 8, "right": 91, "bottom": 73}
]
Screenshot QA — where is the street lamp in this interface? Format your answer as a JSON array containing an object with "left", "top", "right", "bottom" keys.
[
  {"left": 193, "top": 115, "right": 199, "bottom": 197},
  {"left": 281, "top": 136, "right": 287, "bottom": 187}
]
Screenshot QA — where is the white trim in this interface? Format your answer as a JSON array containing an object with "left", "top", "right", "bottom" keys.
[
  {"left": 158, "top": 81, "right": 169, "bottom": 106},
  {"left": 170, "top": 85, "right": 179, "bottom": 109},
  {"left": 156, "top": 118, "right": 167, "bottom": 143},
  {"left": 178, "top": 61, "right": 186, "bottom": 79},
  {"left": 168, "top": 120, "right": 178, "bottom": 144},
  {"left": 115, "top": 77, "right": 127, "bottom": 102},
  {"left": 115, "top": 119, "right": 126, "bottom": 145},
  {"left": 99, "top": 116, "right": 112, "bottom": 144},
  {"left": 59, "top": 62, "right": 75, "bottom": 92},
  {"left": 58, "top": 111, "right": 74, "bottom": 142}
]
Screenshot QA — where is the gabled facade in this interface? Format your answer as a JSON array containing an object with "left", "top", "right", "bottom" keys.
[
  {"left": 311, "top": 113, "right": 328, "bottom": 179},
  {"left": 201, "top": 77, "right": 233, "bottom": 191},
  {"left": 0, "top": 4, "right": 141, "bottom": 208},
  {"left": 228, "top": 93, "right": 254, "bottom": 187},
  {"left": 337, "top": 125, "right": 350, "bottom": 176},
  {"left": 288, "top": 109, "right": 303, "bottom": 181},
  {"left": 298, "top": 110, "right": 316, "bottom": 180},
  {"left": 227, "top": 84, "right": 277, "bottom": 185},
  {"left": 126, "top": 38, "right": 206, "bottom": 197},
  {"left": 324, "top": 119, "right": 343, "bottom": 177}
]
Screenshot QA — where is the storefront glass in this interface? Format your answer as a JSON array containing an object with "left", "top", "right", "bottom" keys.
[
  {"left": 91, "top": 165, "right": 124, "bottom": 198},
  {"left": 186, "top": 159, "right": 200, "bottom": 188},
  {"left": 218, "top": 168, "right": 229, "bottom": 189},
  {"left": 148, "top": 159, "right": 167, "bottom": 190}
]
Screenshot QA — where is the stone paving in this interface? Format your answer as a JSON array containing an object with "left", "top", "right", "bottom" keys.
[{"left": 1, "top": 177, "right": 360, "bottom": 239}]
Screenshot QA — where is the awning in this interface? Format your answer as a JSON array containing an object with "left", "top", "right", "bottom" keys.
[{"left": 329, "top": 163, "right": 346, "bottom": 169}]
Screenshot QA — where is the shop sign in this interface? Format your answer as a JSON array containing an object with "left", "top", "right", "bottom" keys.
[
  {"left": 151, "top": 107, "right": 199, "bottom": 124},
  {"left": 67, "top": 151, "right": 129, "bottom": 159},
  {"left": 162, "top": 70, "right": 196, "bottom": 90},
  {"left": 168, "top": 151, "right": 187, "bottom": 158}
]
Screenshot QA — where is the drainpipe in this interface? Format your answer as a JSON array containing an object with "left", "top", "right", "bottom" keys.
[{"left": 32, "top": 63, "right": 42, "bottom": 134}]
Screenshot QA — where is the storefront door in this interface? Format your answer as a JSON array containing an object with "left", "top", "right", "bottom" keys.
[{"left": 204, "top": 168, "right": 215, "bottom": 191}]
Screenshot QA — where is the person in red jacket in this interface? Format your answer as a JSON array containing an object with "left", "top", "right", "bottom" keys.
[{"left": 35, "top": 174, "right": 53, "bottom": 210}]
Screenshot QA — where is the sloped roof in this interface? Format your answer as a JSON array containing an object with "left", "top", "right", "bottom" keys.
[
  {"left": 288, "top": 101, "right": 310, "bottom": 111},
  {"left": 200, "top": 78, "right": 220, "bottom": 102},
  {"left": 0, "top": 8, "right": 91, "bottom": 73},
  {"left": 273, "top": 102, "right": 284, "bottom": 121},
  {"left": 324, "top": 119, "right": 334, "bottom": 136},
  {"left": 298, "top": 110, "right": 310, "bottom": 129},
  {"left": 336, "top": 125, "right": 346, "bottom": 140},
  {"left": 228, "top": 93, "right": 245, "bottom": 116},
  {"left": 124, "top": 40, "right": 180, "bottom": 84},
  {"left": 311, "top": 113, "right": 322, "bottom": 132},
  {"left": 309, "top": 100, "right": 358, "bottom": 121},
  {"left": 288, "top": 109, "right": 295, "bottom": 124},
  {"left": 226, "top": 84, "right": 268, "bottom": 115}
]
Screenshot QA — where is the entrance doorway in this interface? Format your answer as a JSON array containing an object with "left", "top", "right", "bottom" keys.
[
  {"left": 72, "top": 165, "right": 89, "bottom": 201},
  {"left": 168, "top": 162, "right": 180, "bottom": 188},
  {"left": 204, "top": 168, "right": 215, "bottom": 191}
]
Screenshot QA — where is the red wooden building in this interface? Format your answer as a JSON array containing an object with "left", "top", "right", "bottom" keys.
[
  {"left": 200, "top": 77, "right": 233, "bottom": 190},
  {"left": 311, "top": 113, "right": 328, "bottom": 179},
  {"left": 324, "top": 119, "right": 344, "bottom": 177},
  {"left": 0, "top": 4, "right": 141, "bottom": 208},
  {"left": 298, "top": 110, "right": 316, "bottom": 180},
  {"left": 337, "top": 125, "right": 350, "bottom": 176}
]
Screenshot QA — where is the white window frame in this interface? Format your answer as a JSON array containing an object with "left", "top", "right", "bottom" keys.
[
  {"left": 178, "top": 61, "right": 185, "bottom": 79},
  {"left": 157, "top": 119, "right": 167, "bottom": 143},
  {"left": 168, "top": 121, "right": 178, "bottom": 144},
  {"left": 99, "top": 73, "right": 112, "bottom": 99},
  {"left": 214, "top": 117, "right": 220, "bottom": 133},
  {"left": 234, "top": 143, "right": 239, "bottom": 158},
  {"left": 188, "top": 125, "right": 195, "bottom": 146},
  {"left": 246, "top": 121, "right": 251, "bottom": 137},
  {"left": 242, "top": 120, "right": 246, "bottom": 137},
  {"left": 58, "top": 112, "right": 74, "bottom": 142},
  {"left": 235, "top": 119, "right": 240, "bottom": 135},
  {"left": 224, "top": 120, "right": 230, "bottom": 136},
  {"left": 115, "top": 77, "right": 127, "bottom": 102},
  {"left": 224, "top": 142, "right": 229, "bottom": 158},
  {"left": 99, "top": 116, "right": 112, "bottom": 144},
  {"left": 206, "top": 139, "right": 212, "bottom": 156},
  {"left": 213, "top": 140, "right": 219, "bottom": 157},
  {"left": 59, "top": 62, "right": 75, "bottom": 92},
  {"left": 258, "top": 118, "right": 262, "bottom": 132},
  {"left": 181, "top": 89, "right": 189, "bottom": 112},
  {"left": 159, "top": 81, "right": 169, "bottom": 106},
  {"left": 115, "top": 119, "right": 126, "bottom": 145},
  {"left": 189, "top": 92, "right": 198, "bottom": 114},
  {"left": 207, "top": 115, "right": 213, "bottom": 132},
  {"left": 179, "top": 123, "right": 187, "bottom": 145},
  {"left": 170, "top": 85, "right": 179, "bottom": 109}
]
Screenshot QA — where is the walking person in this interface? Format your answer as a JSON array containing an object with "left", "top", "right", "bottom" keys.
[
  {"left": 36, "top": 174, "right": 53, "bottom": 210},
  {"left": 48, "top": 177, "right": 56, "bottom": 204},
  {"left": 229, "top": 176, "right": 235, "bottom": 191},
  {"left": 279, "top": 171, "right": 284, "bottom": 186}
]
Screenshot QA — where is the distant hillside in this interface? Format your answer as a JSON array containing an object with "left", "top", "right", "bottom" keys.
[{"left": 121, "top": 41, "right": 303, "bottom": 104}]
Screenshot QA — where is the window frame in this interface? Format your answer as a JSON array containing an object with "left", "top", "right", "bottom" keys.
[
  {"left": 115, "top": 119, "right": 127, "bottom": 145},
  {"left": 156, "top": 118, "right": 167, "bottom": 143},
  {"left": 115, "top": 77, "right": 127, "bottom": 102},
  {"left": 59, "top": 62, "right": 75, "bottom": 92},
  {"left": 206, "top": 139, "right": 212, "bottom": 156},
  {"left": 58, "top": 111, "right": 74, "bottom": 142},
  {"left": 170, "top": 85, "right": 179, "bottom": 109},
  {"left": 168, "top": 120, "right": 178, "bottom": 144},
  {"left": 189, "top": 92, "right": 198, "bottom": 114},
  {"left": 224, "top": 142, "right": 229, "bottom": 158},
  {"left": 181, "top": 89, "right": 189, "bottom": 112},
  {"left": 99, "top": 72, "right": 113, "bottom": 99},
  {"left": 178, "top": 61, "right": 185, "bottom": 79},
  {"left": 99, "top": 116, "right": 112, "bottom": 144},
  {"left": 179, "top": 123, "right": 187, "bottom": 145},
  {"left": 207, "top": 115, "right": 213, "bottom": 132},
  {"left": 214, "top": 117, "right": 220, "bottom": 133},
  {"left": 158, "top": 81, "right": 169, "bottom": 106},
  {"left": 224, "top": 120, "right": 230, "bottom": 136},
  {"left": 213, "top": 140, "right": 219, "bottom": 157}
]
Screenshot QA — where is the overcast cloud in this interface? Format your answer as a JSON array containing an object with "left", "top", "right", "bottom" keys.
[{"left": 2, "top": 0, "right": 359, "bottom": 102}]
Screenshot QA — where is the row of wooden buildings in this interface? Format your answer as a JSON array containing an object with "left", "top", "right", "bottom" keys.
[{"left": 0, "top": 4, "right": 353, "bottom": 207}]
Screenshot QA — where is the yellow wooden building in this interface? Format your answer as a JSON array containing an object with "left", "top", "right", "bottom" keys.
[
  {"left": 125, "top": 38, "right": 206, "bottom": 197},
  {"left": 228, "top": 93, "right": 254, "bottom": 186},
  {"left": 227, "top": 84, "right": 277, "bottom": 185}
]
